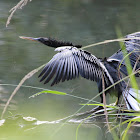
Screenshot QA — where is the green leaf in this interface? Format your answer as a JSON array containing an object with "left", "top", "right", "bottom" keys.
[{"left": 29, "top": 90, "right": 67, "bottom": 98}]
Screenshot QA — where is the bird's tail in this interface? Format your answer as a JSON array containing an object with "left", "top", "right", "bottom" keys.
[{"left": 122, "top": 88, "right": 140, "bottom": 111}]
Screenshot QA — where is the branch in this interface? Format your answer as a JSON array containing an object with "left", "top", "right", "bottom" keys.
[{"left": 6, "top": 0, "right": 32, "bottom": 27}]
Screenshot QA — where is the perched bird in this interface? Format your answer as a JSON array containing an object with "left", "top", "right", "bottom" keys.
[{"left": 20, "top": 32, "right": 140, "bottom": 111}]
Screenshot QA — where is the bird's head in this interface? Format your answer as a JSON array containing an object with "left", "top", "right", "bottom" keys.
[
  {"left": 19, "top": 36, "right": 82, "bottom": 48},
  {"left": 19, "top": 36, "right": 50, "bottom": 45}
]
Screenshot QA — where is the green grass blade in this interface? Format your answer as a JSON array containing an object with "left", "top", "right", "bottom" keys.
[
  {"left": 29, "top": 90, "right": 67, "bottom": 98},
  {"left": 122, "top": 121, "right": 132, "bottom": 140},
  {"left": 80, "top": 103, "right": 119, "bottom": 109},
  {"left": 116, "top": 26, "right": 139, "bottom": 91}
]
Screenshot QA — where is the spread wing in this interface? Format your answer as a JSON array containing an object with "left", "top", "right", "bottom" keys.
[
  {"left": 108, "top": 32, "right": 140, "bottom": 76},
  {"left": 39, "top": 46, "right": 114, "bottom": 86}
]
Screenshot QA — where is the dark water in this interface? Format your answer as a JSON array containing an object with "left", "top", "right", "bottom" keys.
[{"left": 0, "top": 0, "right": 140, "bottom": 139}]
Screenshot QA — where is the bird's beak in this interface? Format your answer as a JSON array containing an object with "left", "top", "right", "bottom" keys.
[{"left": 19, "top": 36, "right": 39, "bottom": 42}]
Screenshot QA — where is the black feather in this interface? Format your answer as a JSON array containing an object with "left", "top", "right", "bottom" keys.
[{"left": 38, "top": 37, "right": 82, "bottom": 48}]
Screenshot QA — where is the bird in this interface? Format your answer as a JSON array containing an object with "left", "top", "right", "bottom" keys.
[
  {"left": 19, "top": 32, "right": 140, "bottom": 111},
  {"left": 108, "top": 32, "right": 140, "bottom": 77}
]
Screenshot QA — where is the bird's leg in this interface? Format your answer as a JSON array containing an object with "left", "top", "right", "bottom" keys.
[
  {"left": 109, "top": 98, "right": 119, "bottom": 106},
  {"left": 115, "top": 94, "right": 121, "bottom": 105},
  {"left": 109, "top": 94, "right": 120, "bottom": 106},
  {"left": 100, "top": 94, "right": 103, "bottom": 103},
  {"left": 114, "top": 97, "right": 119, "bottom": 106}
]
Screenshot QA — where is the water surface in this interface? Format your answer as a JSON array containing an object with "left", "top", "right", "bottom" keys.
[{"left": 0, "top": 0, "right": 140, "bottom": 139}]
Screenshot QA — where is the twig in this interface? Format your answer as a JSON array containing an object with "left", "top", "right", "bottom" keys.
[
  {"left": 6, "top": 0, "right": 32, "bottom": 27},
  {"left": 82, "top": 37, "right": 140, "bottom": 49},
  {"left": 102, "top": 73, "right": 110, "bottom": 131}
]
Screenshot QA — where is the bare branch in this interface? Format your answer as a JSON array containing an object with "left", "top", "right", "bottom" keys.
[{"left": 6, "top": 0, "right": 32, "bottom": 27}]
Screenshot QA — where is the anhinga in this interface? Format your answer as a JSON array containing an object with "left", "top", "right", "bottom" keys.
[{"left": 20, "top": 32, "right": 140, "bottom": 111}]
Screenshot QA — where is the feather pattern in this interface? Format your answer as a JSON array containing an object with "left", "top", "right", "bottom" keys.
[
  {"left": 108, "top": 32, "right": 140, "bottom": 77},
  {"left": 39, "top": 46, "right": 114, "bottom": 86},
  {"left": 123, "top": 88, "right": 140, "bottom": 111}
]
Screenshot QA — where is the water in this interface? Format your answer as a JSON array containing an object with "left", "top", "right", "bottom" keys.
[{"left": 0, "top": 0, "right": 140, "bottom": 139}]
